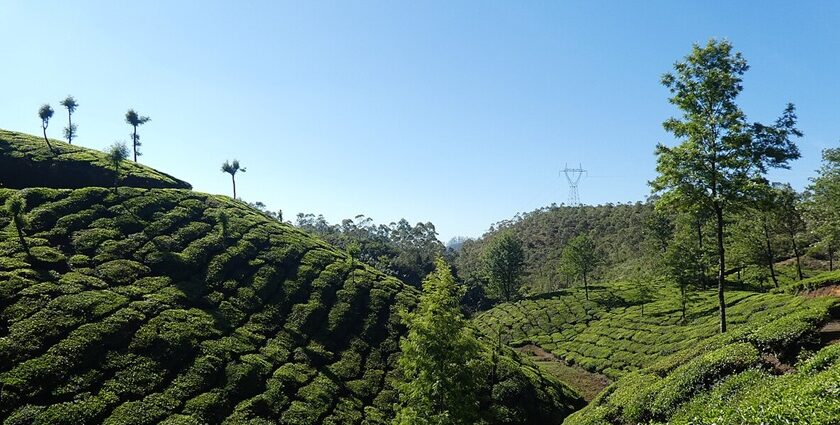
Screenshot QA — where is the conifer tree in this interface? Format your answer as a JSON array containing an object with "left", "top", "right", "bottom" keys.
[{"left": 393, "top": 257, "right": 480, "bottom": 425}]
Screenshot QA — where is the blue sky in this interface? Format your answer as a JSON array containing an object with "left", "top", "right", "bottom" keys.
[{"left": 2, "top": 1, "right": 838, "bottom": 242}]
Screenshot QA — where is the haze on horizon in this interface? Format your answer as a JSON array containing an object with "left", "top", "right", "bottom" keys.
[{"left": 1, "top": 1, "right": 838, "bottom": 242}]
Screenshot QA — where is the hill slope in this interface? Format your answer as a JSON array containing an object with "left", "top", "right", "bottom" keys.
[
  {"left": 472, "top": 284, "right": 840, "bottom": 424},
  {"left": 0, "top": 131, "right": 581, "bottom": 424},
  {"left": 0, "top": 129, "right": 190, "bottom": 190}
]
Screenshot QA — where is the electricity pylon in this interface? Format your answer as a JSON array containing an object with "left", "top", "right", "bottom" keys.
[{"left": 561, "top": 163, "right": 587, "bottom": 206}]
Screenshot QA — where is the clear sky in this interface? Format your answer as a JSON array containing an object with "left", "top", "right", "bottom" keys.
[{"left": 2, "top": 1, "right": 838, "bottom": 242}]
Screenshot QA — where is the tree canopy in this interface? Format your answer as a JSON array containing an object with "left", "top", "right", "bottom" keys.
[
  {"left": 651, "top": 39, "right": 801, "bottom": 332},
  {"left": 394, "top": 257, "right": 480, "bottom": 425}
]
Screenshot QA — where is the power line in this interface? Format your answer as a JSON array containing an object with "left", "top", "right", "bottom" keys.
[{"left": 561, "top": 163, "right": 587, "bottom": 206}]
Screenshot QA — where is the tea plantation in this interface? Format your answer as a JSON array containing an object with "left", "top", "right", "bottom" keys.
[
  {"left": 473, "top": 284, "right": 840, "bottom": 424},
  {"left": 0, "top": 131, "right": 581, "bottom": 424},
  {"left": 0, "top": 130, "right": 190, "bottom": 190},
  {"left": 473, "top": 288, "right": 835, "bottom": 379}
]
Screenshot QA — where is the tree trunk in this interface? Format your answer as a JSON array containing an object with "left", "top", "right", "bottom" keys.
[
  {"left": 231, "top": 175, "right": 237, "bottom": 199},
  {"left": 114, "top": 163, "right": 121, "bottom": 194},
  {"left": 791, "top": 232, "right": 803, "bottom": 280},
  {"left": 67, "top": 110, "right": 73, "bottom": 144},
  {"left": 42, "top": 126, "right": 54, "bottom": 152},
  {"left": 715, "top": 204, "right": 727, "bottom": 333},
  {"left": 697, "top": 219, "right": 705, "bottom": 290},
  {"left": 830, "top": 245, "right": 834, "bottom": 271},
  {"left": 583, "top": 271, "right": 589, "bottom": 300},
  {"left": 15, "top": 223, "right": 28, "bottom": 255},
  {"left": 680, "top": 285, "right": 686, "bottom": 322},
  {"left": 763, "top": 219, "right": 778, "bottom": 288},
  {"left": 132, "top": 126, "right": 138, "bottom": 162}
]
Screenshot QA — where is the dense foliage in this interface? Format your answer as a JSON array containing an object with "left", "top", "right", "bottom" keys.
[
  {"left": 0, "top": 131, "right": 580, "bottom": 424},
  {"left": 393, "top": 258, "right": 480, "bottom": 424},
  {"left": 295, "top": 214, "right": 445, "bottom": 288},
  {"left": 454, "top": 202, "right": 653, "bottom": 300}
]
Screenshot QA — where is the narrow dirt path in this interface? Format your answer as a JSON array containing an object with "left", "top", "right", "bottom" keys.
[
  {"left": 516, "top": 344, "right": 611, "bottom": 402},
  {"left": 819, "top": 320, "right": 840, "bottom": 346},
  {"left": 802, "top": 284, "right": 840, "bottom": 298}
]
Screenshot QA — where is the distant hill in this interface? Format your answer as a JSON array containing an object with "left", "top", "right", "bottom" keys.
[
  {"left": 457, "top": 203, "right": 653, "bottom": 294},
  {"left": 0, "top": 129, "right": 190, "bottom": 190},
  {"left": 0, "top": 130, "right": 580, "bottom": 424}
]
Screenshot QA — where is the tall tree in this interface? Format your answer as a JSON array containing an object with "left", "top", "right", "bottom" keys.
[
  {"left": 125, "top": 109, "right": 150, "bottom": 162},
  {"left": 38, "top": 104, "right": 55, "bottom": 153},
  {"left": 559, "top": 234, "right": 601, "bottom": 300},
  {"left": 107, "top": 142, "right": 129, "bottom": 193},
  {"left": 60, "top": 95, "right": 78, "bottom": 144},
  {"left": 221, "top": 159, "right": 246, "bottom": 199},
  {"left": 651, "top": 39, "right": 801, "bottom": 333},
  {"left": 5, "top": 195, "right": 29, "bottom": 255},
  {"left": 393, "top": 257, "right": 480, "bottom": 425},
  {"left": 773, "top": 183, "right": 806, "bottom": 280},
  {"left": 482, "top": 230, "right": 525, "bottom": 302},
  {"left": 664, "top": 229, "right": 700, "bottom": 322},
  {"left": 806, "top": 148, "right": 840, "bottom": 271}
]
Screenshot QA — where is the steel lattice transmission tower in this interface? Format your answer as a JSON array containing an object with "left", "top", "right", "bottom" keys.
[{"left": 561, "top": 163, "right": 587, "bottom": 206}]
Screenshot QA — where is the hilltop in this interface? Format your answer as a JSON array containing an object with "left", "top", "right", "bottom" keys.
[
  {"left": 0, "top": 129, "right": 190, "bottom": 190},
  {"left": 0, "top": 130, "right": 581, "bottom": 424}
]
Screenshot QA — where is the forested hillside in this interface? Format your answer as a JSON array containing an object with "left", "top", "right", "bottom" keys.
[
  {"left": 454, "top": 203, "right": 653, "bottom": 298},
  {"left": 0, "top": 130, "right": 582, "bottom": 424}
]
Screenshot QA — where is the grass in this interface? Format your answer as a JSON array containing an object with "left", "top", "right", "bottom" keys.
[
  {"left": 0, "top": 185, "right": 581, "bottom": 424},
  {"left": 0, "top": 129, "right": 191, "bottom": 190}
]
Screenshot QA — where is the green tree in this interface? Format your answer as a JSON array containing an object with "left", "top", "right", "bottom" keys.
[
  {"left": 651, "top": 39, "right": 802, "bottom": 332},
  {"left": 728, "top": 209, "right": 773, "bottom": 286},
  {"left": 664, "top": 228, "right": 701, "bottom": 322},
  {"left": 628, "top": 262, "right": 659, "bottom": 316},
  {"left": 221, "top": 159, "right": 246, "bottom": 199},
  {"left": 38, "top": 104, "right": 55, "bottom": 153},
  {"left": 482, "top": 230, "right": 525, "bottom": 302},
  {"left": 125, "top": 109, "right": 150, "bottom": 162},
  {"left": 5, "top": 195, "right": 29, "bottom": 255},
  {"left": 773, "top": 183, "right": 806, "bottom": 280},
  {"left": 107, "top": 142, "right": 129, "bottom": 193},
  {"left": 393, "top": 257, "right": 480, "bottom": 425},
  {"left": 60, "top": 95, "right": 78, "bottom": 144},
  {"left": 806, "top": 148, "right": 840, "bottom": 271},
  {"left": 560, "top": 234, "right": 601, "bottom": 300}
]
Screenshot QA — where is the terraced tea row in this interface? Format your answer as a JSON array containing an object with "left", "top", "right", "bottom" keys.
[
  {"left": 474, "top": 289, "right": 830, "bottom": 379},
  {"left": 565, "top": 298, "right": 840, "bottom": 424},
  {"left": 0, "top": 187, "right": 579, "bottom": 424}
]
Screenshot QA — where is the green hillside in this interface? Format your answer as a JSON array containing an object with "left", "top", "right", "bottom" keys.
[
  {"left": 456, "top": 203, "right": 653, "bottom": 294},
  {"left": 473, "top": 287, "right": 836, "bottom": 379},
  {"left": 471, "top": 283, "right": 840, "bottom": 424},
  {"left": 0, "top": 129, "right": 190, "bottom": 190},
  {"left": 0, "top": 131, "right": 581, "bottom": 424}
]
